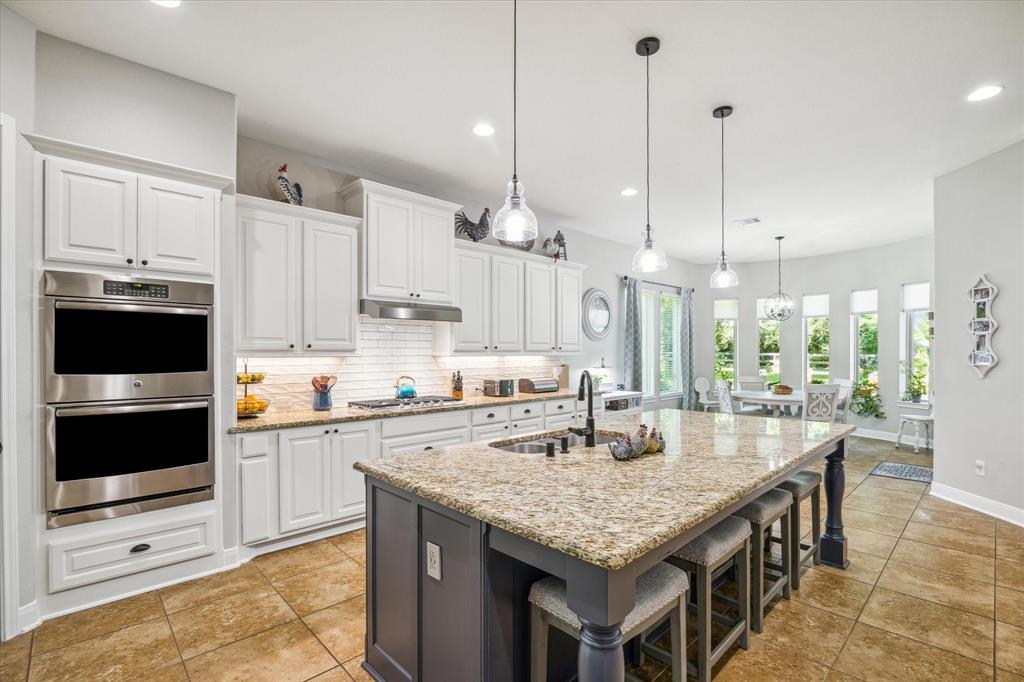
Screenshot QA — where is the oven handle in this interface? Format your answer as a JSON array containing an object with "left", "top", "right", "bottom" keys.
[
  {"left": 54, "top": 300, "right": 209, "bottom": 316},
  {"left": 54, "top": 401, "right": 210, "bottom": 418}
]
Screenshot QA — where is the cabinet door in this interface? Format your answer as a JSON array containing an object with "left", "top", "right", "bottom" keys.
[
  {"left": 44, "top": 157, "right": 137, "bottom": 268},
  {"left": 331, "top": 424, "right": 374, "bottom": 520},
  {"left": 303, "top": 220, "right": 358, "bottom": 352},
  {"left": 380, "top": 427, "right": 470, "bottom": 458},
  {"left": 240, "top": 458, "right": 271, "bottom": 544},
  {"left": 413, "top": 204, "right": 454, "bottom": 303},
  {"left": 237, "top": 208, "right": 299, "bottom": 351},
  {"left": 556, "top": 268, "right": 583, "bottom": 352},
  {"left": 490, "top": 256, "right": 524, "bottom": 352},
  {"left": 279, "top": 428, "right": 332, "bottom": 534},
  {"left": 365, "top": 193, "right": 414, "bottom": 300},
  {"left": 137, "top": 175, "right": 217, "bottom": 275},
  {"left": 524, "top": 262, "right": 556, "bottom": 352},
  {"left": 453, "top": 250, "right": 490, "bottom": 352}
]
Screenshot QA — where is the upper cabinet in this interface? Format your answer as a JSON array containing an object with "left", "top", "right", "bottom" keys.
[
  {"left": 490, "top": 255, "right": 524, "bottom": 353},
  {"left": 555, "top": 267, "right": 583, "bottom": 352},
  {"left": 525, "top": 262, "right": 556, "bottom": 352},
  {"left": 236, "top": 196, "right": 360, "bottom": 354},
  {"left": 340, "top": 179, "right": 460, "bottom": 304},
  {"left": 44, "top": 156, "right": 217, "bottom": 276}
]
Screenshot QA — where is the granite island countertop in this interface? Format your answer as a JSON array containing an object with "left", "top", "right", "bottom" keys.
[
  {"left": 229, "top": 389, "right": 588, "bottom": 434},
  {"left": 354, "top": 408, "right": 855, "bottom": 570}
]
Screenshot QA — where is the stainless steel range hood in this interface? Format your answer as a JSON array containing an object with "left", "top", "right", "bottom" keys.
[{"left": 359, "top": 299, "right": 462, "bottom": 322}]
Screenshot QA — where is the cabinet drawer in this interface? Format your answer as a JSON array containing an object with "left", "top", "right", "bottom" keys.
[
  {"left": 510, "top": 417, "right": 543, "bottom": 434},
  {"left": 544, "top": 414, "right": 575, "bottom": 431},
  {"left": 471, "top": 406, "right": 510, "bottom": 426},
  {"left": 239, "top": 433, "right": 272, "bottom": 459},
  {"left": 579, "top": 398, "right": 605, "bottom": 415},
  {"left": 510, "top": 402, "right": 542, "bottom": 421},
  {"left": 381, "top": 427, "right": 470, "bottom": 457},
  {"left": 48, "top": 510, "right": 217, "bottom": 592},
  {"left": 544, "top": 399, "right": 575, "bottom": 417},
  {"left": 472, "top": 424, "right": 510, "bottom": 442},
  {"left": 381, "top": 411, "right": 470, "bottom": 438}
]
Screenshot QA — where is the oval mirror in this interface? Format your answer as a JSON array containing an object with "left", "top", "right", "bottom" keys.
[{"left": 582, "top": 288, "right": 612, "bottom": 340}]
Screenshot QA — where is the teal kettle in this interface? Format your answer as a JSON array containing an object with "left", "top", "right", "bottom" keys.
[{"left": 394, "top": 375, "right": 417, "bottom": 399}]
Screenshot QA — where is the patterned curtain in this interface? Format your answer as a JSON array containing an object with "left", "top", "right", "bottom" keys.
[
  {"left": 679, "top": 288, "right": 697, "bottom": 409},
  {"left": 623, "top": 277, "right": 643, "bottom": 393}
]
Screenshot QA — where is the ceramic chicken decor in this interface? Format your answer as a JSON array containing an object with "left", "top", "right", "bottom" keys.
[
  {"left": 275, "top": 163, "right": 303, "bottom": 205},
  {"left": 455, "top": 208, "right": 491, "bottom": 242},
  {"left": 608, "top": 424, "right": 664, "bottom": 461}
]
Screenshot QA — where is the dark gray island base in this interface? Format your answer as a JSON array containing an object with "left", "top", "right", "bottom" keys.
[{"left": 355, "top": 410, "right": 852, "bottom": 682}]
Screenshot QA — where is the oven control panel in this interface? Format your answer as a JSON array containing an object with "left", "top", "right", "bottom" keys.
[{"left": 103, "top": 281, "right": 170, "bottom": 299}]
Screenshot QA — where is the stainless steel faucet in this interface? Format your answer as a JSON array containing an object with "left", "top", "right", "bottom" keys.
[{"left": 569, "top": 370, "right": 596, "bottom": 447}]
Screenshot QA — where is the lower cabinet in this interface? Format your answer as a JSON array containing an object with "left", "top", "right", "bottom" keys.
[
  {"left": 544, "top": 414, "right": 575, "bottom": 430},
  {"left": 380, "top": 427, "right": 470, "bottom": 457}
]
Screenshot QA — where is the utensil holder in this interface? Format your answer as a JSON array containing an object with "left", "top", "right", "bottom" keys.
[{"left": 312, "top": 390, "right": 333, "bottom": 411}]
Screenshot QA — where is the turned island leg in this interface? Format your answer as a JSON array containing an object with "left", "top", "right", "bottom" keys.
[
  {"left": 578, "top": 619, "right": 626, "bottom": 682},
  {"left": 820, "top": 438, "right": 850, "bottom": 568},
  {"left": 567, "top": 559, "right": 633, "bottom": 682}
]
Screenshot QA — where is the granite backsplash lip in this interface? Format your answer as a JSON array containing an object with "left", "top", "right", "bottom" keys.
[
  {"left": 354, "top": 409, "right": 856, "bottom": 571},
  {"left": 228, "top": 390, "right": 586, "bottom": 434}
]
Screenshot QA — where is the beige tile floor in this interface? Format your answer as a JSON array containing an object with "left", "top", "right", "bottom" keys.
[{"left": 1, "top": 437, "right": 1021, "bottom": 681}]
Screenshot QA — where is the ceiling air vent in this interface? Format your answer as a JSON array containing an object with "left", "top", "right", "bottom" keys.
[{"left": 733, "top": 217, "right": 762, "bottom": 226}]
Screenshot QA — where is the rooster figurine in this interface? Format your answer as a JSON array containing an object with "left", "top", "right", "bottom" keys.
[
  {"left": 454, "top": 208, "right": 491, "bottom": 242},
  {"left": 275, "top": 164, "right": 303, "bottom": 206}
]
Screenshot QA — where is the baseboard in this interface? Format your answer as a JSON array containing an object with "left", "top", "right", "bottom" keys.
[
  {"left": 853, "top": 428, "right": 928, "bottom": 448},
  {"left": 16, "top": 600, "right": 40, "bottom": 635},
  {"left": 930, "top": 482, "right": 1024, "bottom": 527},
  {"left": 237, "top": 517, "right": 365, "bottom": 563}
]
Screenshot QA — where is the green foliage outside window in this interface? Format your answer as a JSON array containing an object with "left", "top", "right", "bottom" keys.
[
  {"left": 856, "top": 314, "right": 879, "bottom": 383},
  {"left": 714, "top": 319, "right": 736, "bottom": 383},
  {"left": 757, "top": 319, "right": 781, "bottom": 385},
  {"left": 806, "top": 317, "right": 830, "bottom": 384}
]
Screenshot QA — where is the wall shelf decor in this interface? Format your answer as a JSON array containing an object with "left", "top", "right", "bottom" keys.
[{"left": 967, "top": 274, "right": 998, "bottom": 378}]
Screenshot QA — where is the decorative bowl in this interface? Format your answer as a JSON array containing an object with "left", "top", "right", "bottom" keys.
[
  {"left": 771, "top": 384, "right": 793, "bottom": 395},
  {"left": 237, "top": 397, "right": 271, "bottom": 418}
]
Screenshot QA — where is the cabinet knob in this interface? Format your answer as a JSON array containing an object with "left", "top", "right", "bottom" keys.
[
  {"left": 129, "top": 543, "right": 151, "bottom": 554},
  {"left": 558, "top": 346, "right": 562, "bottom": 350},
  {"left": 324, "top": 429, "right": 330, "bottom": 434},
  {"left": 126, "top": 258, "right": 134, "bottom": 265},
  {"left": 416, "top": 293, "right": 421, "bottom": 298},
  {"left": 494, "top": 347, "right": 499, "bottom": 351},
  {"left": 410, "top": 293, "right": 415, "bottom": 297},
  {"left": 551, "top": 346, "right": 555, "bottom": 350},
  {"left": 289, "top": 344, "right": 295, "bottom": 349},
  {"left": 484, "top": 346, "right": 488, "bottom": 350},
  {"left": 333, "top": 428, "right": 339, "bottom": 433},
  {"left": 504, "top": 425, "right": 508, "bottom": 429},
  {"left": 141, "top": 259, "right": 149, "bottom": 266},
  {"left": 307, "top": 344, "right": 312, "bottom": 349}
]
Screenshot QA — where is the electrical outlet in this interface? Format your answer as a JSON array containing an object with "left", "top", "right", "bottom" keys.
[
  {"left": 426, "top": 541, "right": 442, "bottom": 581},
  {"left": 975, "top": 460, "right": 985, "bottom": 477}
]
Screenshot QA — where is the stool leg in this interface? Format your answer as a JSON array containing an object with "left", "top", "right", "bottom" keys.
[
  {"left": 670, "top": 594, "right": 685, "bottom": 682},
  {"left": 781, "top": 510, "right": 792, "bottom": 599},
  {"left": 697, "top": 564, "right": 712, "bottom": 682},
  {"left": 895, "top": 420, "right": 905, "bottom": 449},
  {"left": 737, "top": 538, "right": 751, "bottom": 650},
  {"left": 789, "top": 498, "right": 802, "bottom": 590},
  {"left": 751, "top": 523, "right": 765, "bottom": 633},
  {"left": 811, "top": 486, "right": 822, "bottom": 565},
  {"left": 530, "top": 604, "right": 548, "bottom": 682},
  {"left": 913, "top": 421, "right": 921, "bottom": 454}
]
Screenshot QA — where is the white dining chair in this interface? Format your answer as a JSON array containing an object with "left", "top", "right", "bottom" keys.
[
  {"left": 833, "top": 378, "right": 853, "bottom": 422},
  {"left": 803, "top": 384, "right": 840, "bottom": 423},
  {"left": 716, "top": 380, "right": 735, "bottom": 414},
  {"left": 694, "top": 376, "right": 717, "bottom": 412}
]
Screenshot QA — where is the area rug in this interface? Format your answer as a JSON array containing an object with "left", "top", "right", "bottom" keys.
[{"left": 868, "top": 460, "right": 933, "bottom": 482}]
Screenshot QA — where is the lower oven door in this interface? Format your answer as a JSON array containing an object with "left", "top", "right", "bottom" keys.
[{"left": 46, "top": 397, "right": 215, "bottom": 513}]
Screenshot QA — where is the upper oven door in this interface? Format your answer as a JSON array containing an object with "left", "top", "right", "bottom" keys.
[{"left": 45, "top": 297, "right": 214, "bottom": 403}]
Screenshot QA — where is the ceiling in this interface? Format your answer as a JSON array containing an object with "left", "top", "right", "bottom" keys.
[{"left": 8, "top": 0, "right": 1022, "bottom": 263}]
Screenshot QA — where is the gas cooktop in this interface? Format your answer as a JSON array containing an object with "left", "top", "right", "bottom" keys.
[{"left": 348, "top": 395, "right": 463, "bottom": 411}]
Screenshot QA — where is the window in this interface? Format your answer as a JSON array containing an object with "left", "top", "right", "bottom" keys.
[
  {"left": 714, "top": 299, "right": 738, "bottom": 384},
  {"left": 803, "top": 294, "right": 830, "bottom": 384},
  {"left": 641, "top": 288, "right": 683, "bottom": 399},
  {"left": 900, "top": 282, "right": 932, "bottom": 403},
  {"left": 755, "top": 298, "right": 781, "bottom": 385},
  {"left": 851, "top": 289, "right": 878, "bottom": 385}
]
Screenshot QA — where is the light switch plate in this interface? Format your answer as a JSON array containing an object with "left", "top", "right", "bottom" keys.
[{"left": 426, "top": 541, "right": 442, "bottom": 581}]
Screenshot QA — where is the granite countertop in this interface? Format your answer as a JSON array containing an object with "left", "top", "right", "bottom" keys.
[
  {"left": 354, "top": 409, "right": 855, "bottom": 570},
  {"left": 229, "top": 389, "right": 586, "bottom": 434}
]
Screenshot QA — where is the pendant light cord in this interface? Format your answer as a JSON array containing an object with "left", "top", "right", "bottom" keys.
[
  {"left": 777, "top": 237, "right": 783, "bottom": 291},
  {"left": 720, "top": 114, "right": 725, "bottom": 259},
  {"left": 645, "top": 49, "right": 651, "bottom": 234},
  {"left": 512, "top": 0, "right": 518, "bottom": 180}
]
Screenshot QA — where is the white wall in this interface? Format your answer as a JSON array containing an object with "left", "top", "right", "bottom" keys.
[
  {"left": 691, "top": 236, "right": 934, "bottom": 435},
  {"left": 933, "top": 141, "right": 1023, "bottom": 518}
]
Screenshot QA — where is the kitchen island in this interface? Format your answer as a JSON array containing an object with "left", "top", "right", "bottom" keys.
[{"left": 354, "top": 408, "right": 855, "bottom": 682}]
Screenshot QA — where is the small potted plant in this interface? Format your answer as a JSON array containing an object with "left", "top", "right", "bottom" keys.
[
  {"left": 591, "top": 373, "right": 608, "bottom": 393},
  {"left": 850, "top": 379, "right": 886, "bottom": 420},
  {"left": 900, "top": 360, "right": 927, "bottom": 403}
]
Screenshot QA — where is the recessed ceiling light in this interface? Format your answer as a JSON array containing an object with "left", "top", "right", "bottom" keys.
[
  {"left": 620, "top": 187, "right": 638, "bottom": 197},
  {"left": 966, "top": 84, "right": 1004, "bottom": 102},
  {"left": 733, "top": 217, "right": 761, "bottom": 226},
  {"left": 151, "top": 0, "right": 181, "bottom": 6},
  {"left": 472, "top": 123, "right": 495, "bottom": 137}
]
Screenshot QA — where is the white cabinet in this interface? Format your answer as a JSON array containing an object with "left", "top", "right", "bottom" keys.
[
  {"left": 341, "top": 179, "right": 460, "bottom": 303},
  {"left": 43, "top": 156, "right": 217, "bottom": 276},
  {"left": 303, "top": 220, "right": 358, "bottom": 351},
  {"left": 278, "top": 427, "right": 333, "bottom": 534},
  {"left": 138, "top": 175, "right": 217, "bottom": 275},
  {"left": 525, "top": 262, "right": 557, "bottom": 352},
  {"left": 381, "top": 427, "right": 470, "bottom": 457},
  {"left": 237, "top": 197, "right": 360, "bottom": 354},
  {"left": 452, "top": 249, "right": 490, "bottom": 352},
  {"left": 44, "top": 157, "right": 138, "bottom": 268},
  {"left": 510, "top": 417, "right": 544, "bottom": 435},
  {"left": 491, "top": 255, "right": 524, "bottom": 352},
  {"left": 544, "top": 414, "right": 575, "bottom": 431},
  {"left": 556, "top": 267, "right": 583, "bottom": 352},
  {"left": 330, "top": 423, "right": 372, "bottom": 520},
  {"left": 472, "top": 424, "right": 510, "bottom": 442}
]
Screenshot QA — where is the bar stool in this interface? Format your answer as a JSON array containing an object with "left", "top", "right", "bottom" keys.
[
  {"left": 775, "top": 470, "right": 822, "bottom": 589},
  {"left": 528, "top": 562, "right": 688, "bottom": 682},
  {"left": 663, "top": 516, "right": 751, "bottom": 682},
  {"left": 732, "top": 488, "right": 793, "bottom": 633}
]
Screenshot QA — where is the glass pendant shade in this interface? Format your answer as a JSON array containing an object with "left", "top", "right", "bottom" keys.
[
  {"left": 632, "top": 227, "right": 667, "bottom": 273},
  {"left": 764, "top": 292, "right": 794, "bottom": 321},
  {"left": 709, "top": 257, "right": 739, "bottom": 288},
  {"left": 492, "top": 177, "right": 538, "bottom": 242}
]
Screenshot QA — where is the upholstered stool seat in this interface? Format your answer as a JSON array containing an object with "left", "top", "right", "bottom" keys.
[
  {"left": 776, "top": 469, "right": 823, "bottom": 589},
  {"left": 732, "top": 488, "right": 794, "bottom": 633},
  {"left": 529, "top": 563, "right": 688, "bottom": 682},
  {"left": 672, "top": 516, "right": 751, "bottom": 567}
]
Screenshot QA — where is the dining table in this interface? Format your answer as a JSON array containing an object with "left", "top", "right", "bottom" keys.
[{"left": 732, "top": 388, "right": 805, "bottom": 416}]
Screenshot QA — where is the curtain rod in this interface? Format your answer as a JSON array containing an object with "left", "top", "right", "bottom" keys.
[{"left": 622, "top": 275, "right": 694, "bottom": 292}]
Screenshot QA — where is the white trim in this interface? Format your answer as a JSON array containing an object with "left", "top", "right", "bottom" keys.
[
  {"left": 0, "top": 112, "right": 20, "bottom": 640},
  {"left": 237, "top": 193, "right": 362, "bottom": 227},
  {"left": 237, "top": 517, "right": 365, "bottom": 563},
  {"left": 929, "top": 482, "right": 1024, "bottom": 527},
  {"left": 17, "top": 601, "right": 40, "bottom": 635},
  {"left": 853, "top": 427, "right": 928, "bottom": 449}
]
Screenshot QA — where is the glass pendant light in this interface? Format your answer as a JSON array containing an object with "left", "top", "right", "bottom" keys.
[
  {"left": 492, "top": 0, "right": 538, "bottom": 242},
  {"left": 631, "top": 37, "right": 667, "bottom": 274},
  {"left": 709, "top": 105, "right": 739, "bottom": 288},
  {"left": 764, "top": 236, "right": 794, "bottom": 321}
]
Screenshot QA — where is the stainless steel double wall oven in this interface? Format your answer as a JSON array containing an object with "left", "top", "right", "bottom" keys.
[{"left": 43, "top": 271, "right": 215, "bottom": 527}]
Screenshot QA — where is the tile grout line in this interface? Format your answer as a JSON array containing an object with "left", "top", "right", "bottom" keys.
[{"left": 155, "top": 590, "right": 191, "bottom": 681}]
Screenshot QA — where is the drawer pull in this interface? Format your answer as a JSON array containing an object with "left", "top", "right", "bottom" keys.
[
  {"left": 557, "top": 405, "right": 564, "bottom": 410},
  {"left": 487, "top": 412, "right": 495, "bottom": 418},
  {"left": 129, "top": 543, "right": 151, "bottom": 554},
  {"left": 424, "top": 446, "right": 434, "bottom": 451},
  {"left": 524, "top": 408, "right": 532, "bottom": 414}
]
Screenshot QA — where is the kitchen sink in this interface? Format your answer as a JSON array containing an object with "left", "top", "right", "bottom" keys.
[{"left": 493, "top": 432, "right": 618, "bottom": 453}]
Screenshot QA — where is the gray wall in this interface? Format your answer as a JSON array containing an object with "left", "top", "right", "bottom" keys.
[
  {"left": 691, "top": 237, "right": 934, "bottom": 435},
  {"left": 35, "top": 33, "right": 237, "bottom": 177},
  {"left": 933, "top": 141, "right": 1023, "bottom": 513}
]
